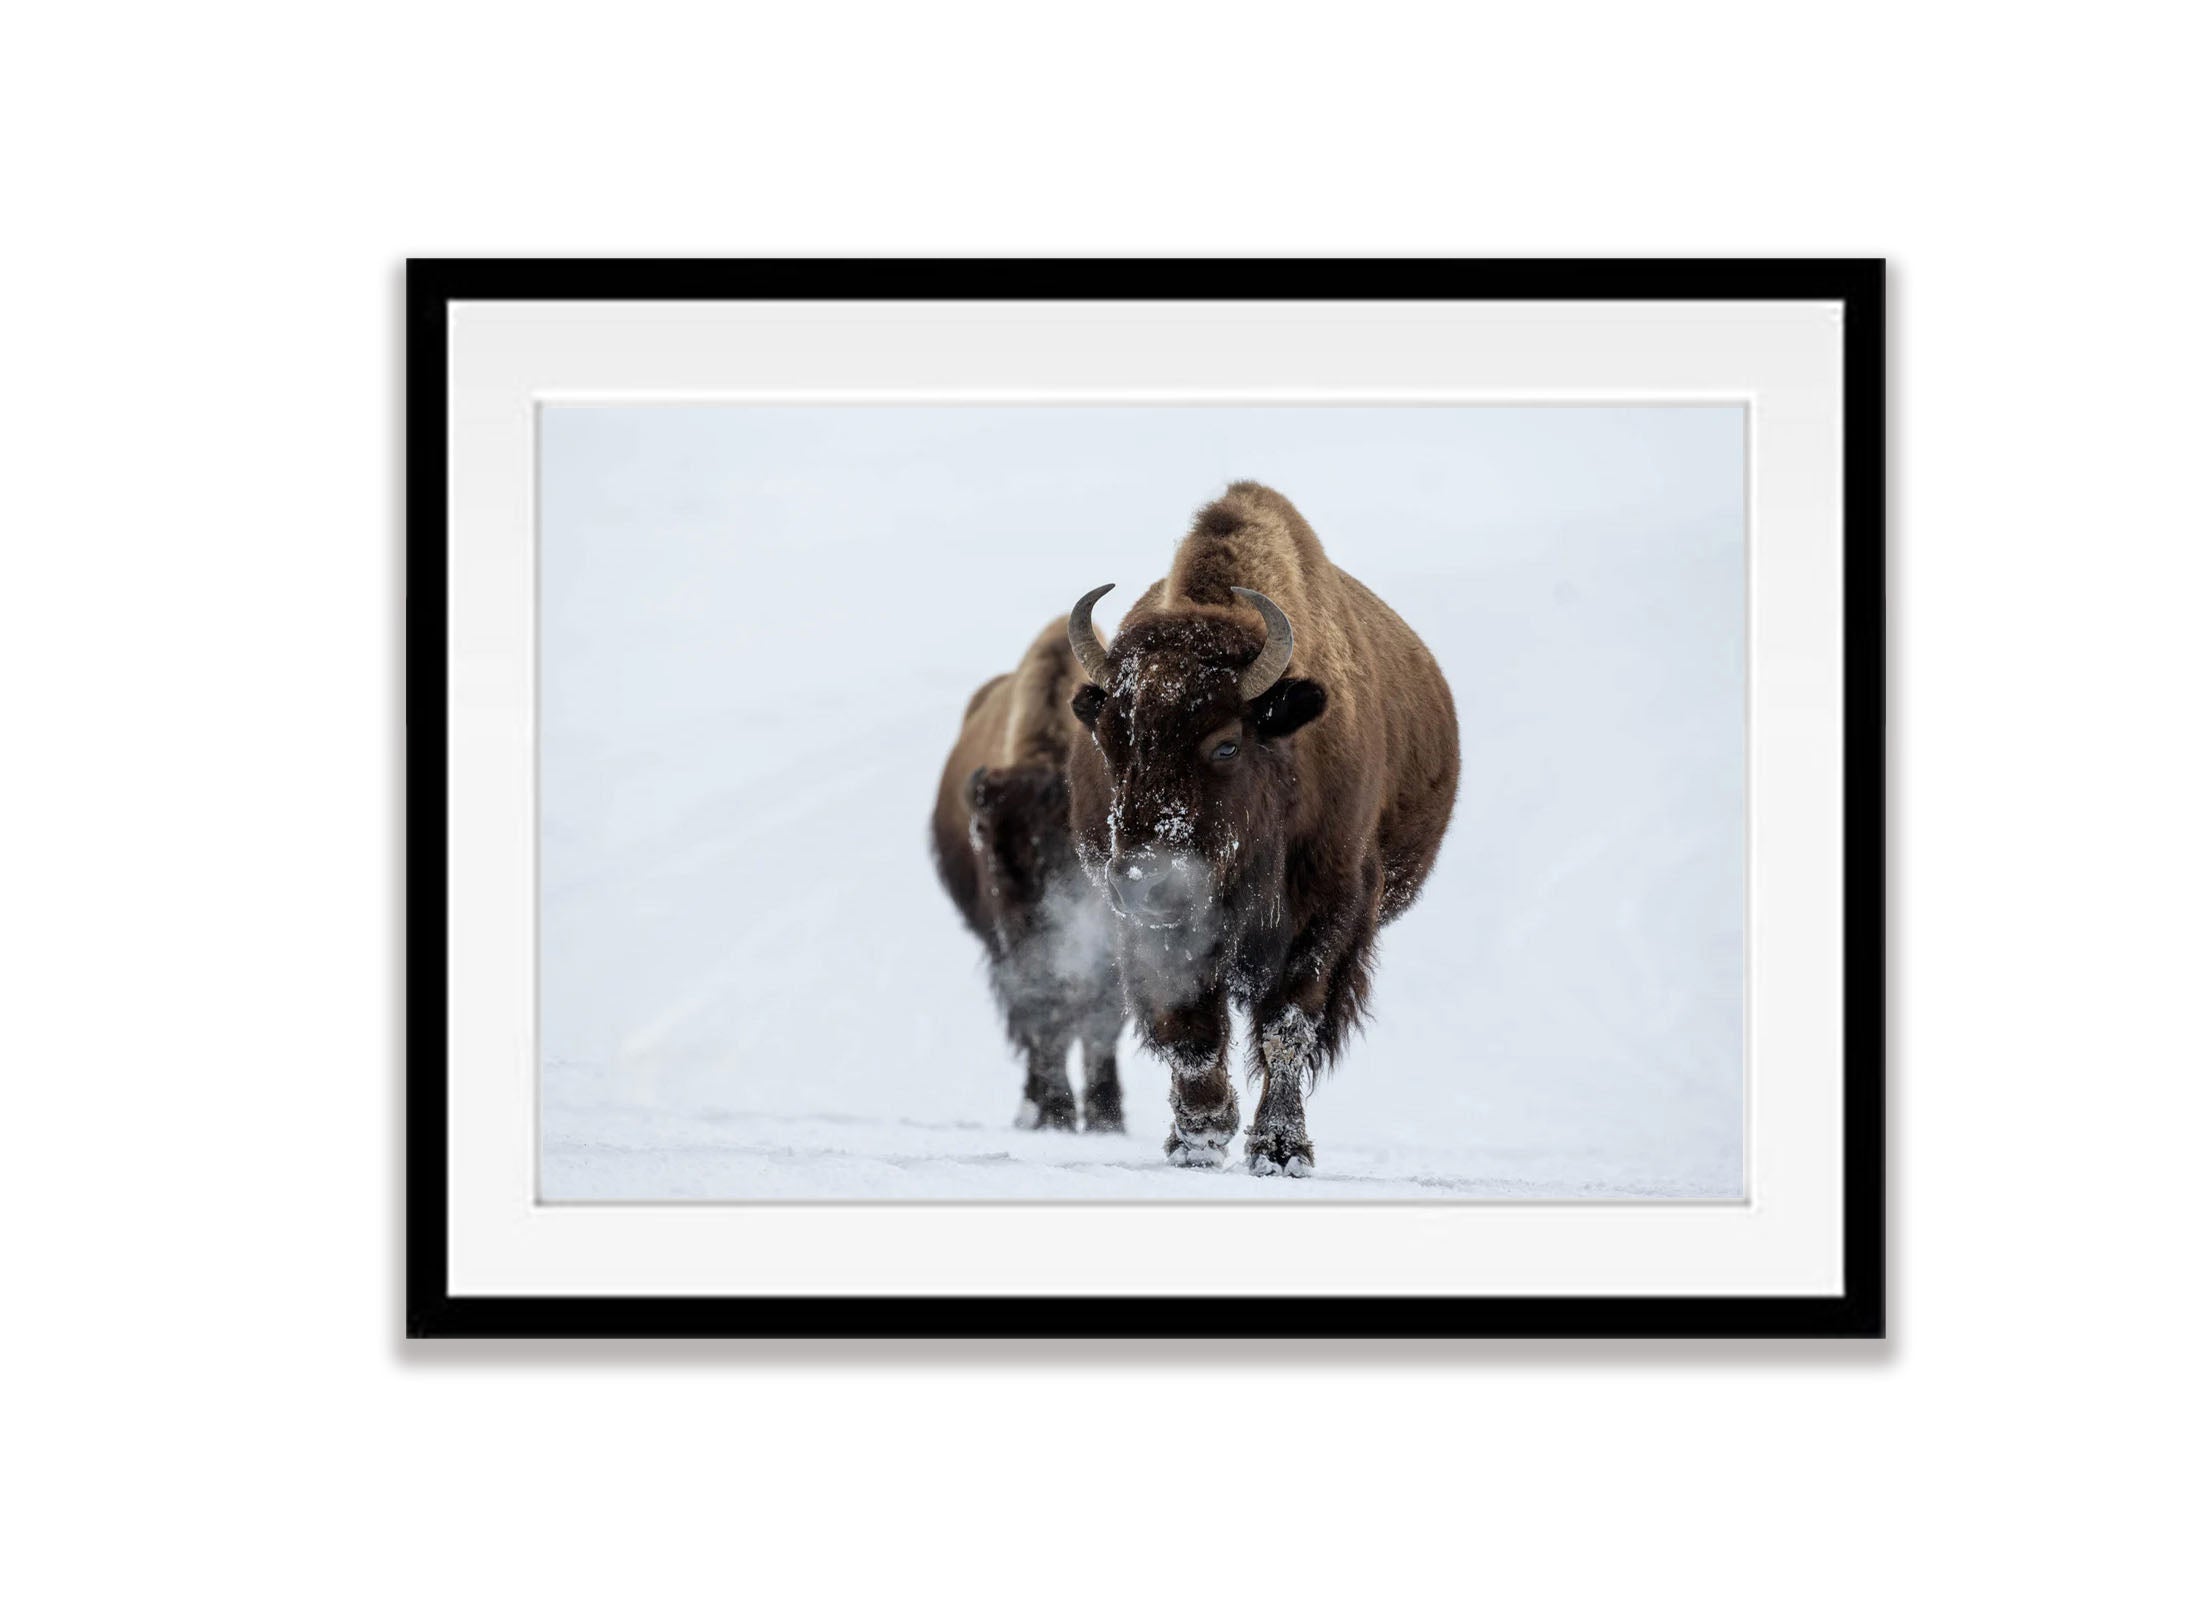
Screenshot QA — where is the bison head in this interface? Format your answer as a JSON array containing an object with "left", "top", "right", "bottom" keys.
[
  {"left": 965, "top": 763, "right": 1076, "bottom": 949},
  {"left": 1065, "top": 585, "right": 1327, "bottom": 936}
]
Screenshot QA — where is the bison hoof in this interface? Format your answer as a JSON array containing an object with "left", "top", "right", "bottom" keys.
[
  {"left": 1081, "top": 1085, "right": 1125, "bottom": 1134},
  {"left": 1015, "top": 1094, "right": 1078, "bottom": 1132},
  {"left": 1165, "top": 1127, "right": 1231, "bottom": 1168},
  {"left": 1245, "top": 1135, "right": 1315, "bottom": 1177}
]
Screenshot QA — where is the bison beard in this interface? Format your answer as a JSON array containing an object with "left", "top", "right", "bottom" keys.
[{"left": 1066, "top": 481, "right": 1460, "bottom": 1175}]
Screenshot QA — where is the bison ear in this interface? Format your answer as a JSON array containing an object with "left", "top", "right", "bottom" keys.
[
  {"left": 1249, "top": 677, "right": 1326, "bottom": 740},
  {"left": 1071, "top": 684, "right": 1106, "bottom": 727}
]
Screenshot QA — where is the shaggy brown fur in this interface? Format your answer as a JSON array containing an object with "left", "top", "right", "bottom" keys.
[
  {"left": 1066, "top": 482, "right": 1460, "bottom": 1174},
  {"left": 933, "top": 618, "right": 1127, "bottom": 1132}
]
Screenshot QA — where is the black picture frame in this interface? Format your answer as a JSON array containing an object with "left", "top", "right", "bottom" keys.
[{"left": 406, "top": 258, "right": 1885, "bottom": 1340}]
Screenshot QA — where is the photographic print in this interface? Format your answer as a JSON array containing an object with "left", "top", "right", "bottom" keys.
[
  {"left": 538, "top": 404, "right": 1745, "bottom": 1203},
  {"left": 410, "top": 260, "right": 1882, "bottom": 1336}
]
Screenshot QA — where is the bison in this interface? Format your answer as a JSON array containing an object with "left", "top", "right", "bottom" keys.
[
  {"left": 933, "top": 618, "right": 1128, "bottom": 1133},
  {"left": 1064, "top": 481, "right": 1459, "bottom": 1175}
]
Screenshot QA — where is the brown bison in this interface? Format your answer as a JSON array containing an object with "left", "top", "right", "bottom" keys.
[
  {"left": 1064, "top": 481, "right": 1459, "bottom": 1174},
  {"left": 933, "top": 618, "right": 1128, "bottom": 1132}
]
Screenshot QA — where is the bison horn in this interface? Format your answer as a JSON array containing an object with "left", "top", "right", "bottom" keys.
[
  {"left": 1068, "top": 584, "right": 1114, "bottom": 685},
  {"left": 1231, "top": 586, "right": 1295, "bottom": 700}
]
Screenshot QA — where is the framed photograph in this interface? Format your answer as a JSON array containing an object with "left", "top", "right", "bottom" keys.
[{"left": 407, "top": 259, "right": 1884, "bottom": 1338}]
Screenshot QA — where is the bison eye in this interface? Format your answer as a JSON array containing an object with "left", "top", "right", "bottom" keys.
[{"left": 1210, "top": 741, "right": 1239, "bottom": 763}]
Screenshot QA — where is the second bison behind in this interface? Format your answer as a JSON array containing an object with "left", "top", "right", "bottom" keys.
[{"left": 940, "top": 480, "right": 1459, "bottom": 1175}]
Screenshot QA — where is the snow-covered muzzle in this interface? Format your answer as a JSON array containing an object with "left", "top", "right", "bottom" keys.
[{"left": 1103, "top": 847, "right": 1211, "bottom": 929}]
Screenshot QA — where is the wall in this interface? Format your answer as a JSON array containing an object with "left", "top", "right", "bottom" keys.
[{"left": 6, "top": 3, "right": 2192, "bottom": 1594}]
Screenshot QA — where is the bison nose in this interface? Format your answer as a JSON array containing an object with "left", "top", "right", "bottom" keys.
[{"left": 1106, "top": 853, "right": 1195, "bottom": 926}]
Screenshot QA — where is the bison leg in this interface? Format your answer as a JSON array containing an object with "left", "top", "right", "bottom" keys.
[
  {"left": 1245, "top": 1004, "right": 1317, "bottom": 1177},
  {"left": 1078, "top": 1021, "right": 1126, "bottom": 1134},
  {"left": 1149, "top": 992, "right": 1238, "bottom": 1168},
  {"left": 1014, "top": 1036, "right": 1078, "bottom": 1132},
  {"left": 1245, "top": 876, "right": 1381, "bottom": 1176}
]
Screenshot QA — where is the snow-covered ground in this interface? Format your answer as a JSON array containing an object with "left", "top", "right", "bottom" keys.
[{"left": 539, "top": 405, "right": 1745, "bottom": 1201}]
